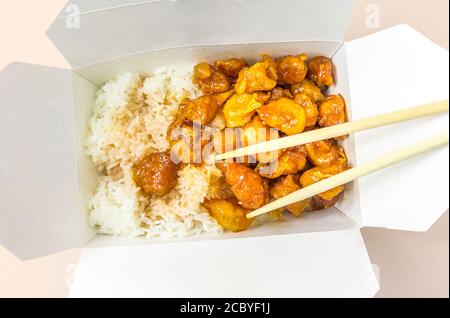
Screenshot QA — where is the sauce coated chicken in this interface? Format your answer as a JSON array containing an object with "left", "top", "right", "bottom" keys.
[
  {"left": 276, "top": 54, "right": 308, "bottom": 85},
  {"left": 270, "top": 174, "right": 311, "bottom": 217},
  {"left": 318, "top": 94, "right": 346, "bottom": 127},
  {"left": 203, "top": 199, "right": 253, "bottom": 232},
  {"left": 223, "top": 93, "right": 263, "bottom": 127},
  {"left": 258, "top": 146, "right": 307, "bottom": 179},
  {"left": 214, "top": 58, "right": 248, "bottom": 79},
  {"left": 242, "top": 115, "right": 279, "bottom": 163},
  {"left": 299, "top": 161, "right": 347, "bottom": 202},
  {"left": 269, "top": 87, "right": 293, "bottom": 101},
  {"left": 257, "top": 97, "right": 307, "bottom": 135},
  {"left": 133, "top": 151, "right": 180, "bottom": 196},
  {"left": 235, "top": 57, "right": 278, "bottom": 93},
  {"left": 308, "top": 56, "right": 334, "bottom": 87},
  {"left": 179, "top": 90, "right": 234, "bottom": 125},
  {"left": 212, "top": 129, "right": 254, "bottom": 165},
  {"left": 212, "top": 117, "right": 279, "bottom": 165},
  {"left": 207, "top": 175, "right": 235, "bottom": 200},
  {"left": 169, "top": 123, "right": 210, "bottom": 164},
  {"left": 290, "top": 79, "right": 325, "bottom": 103},
  {"left": 193, "top": 62, "right": 231, "bottom": 94},
  {"left": 305, "top": 139, "right": 346, "bottom": 167},
  {"left": 218, "top": 162, "right": 266, "bottom": 209},
  {"left": 293, "top": 93, "right": 319, "bottom": 127}
]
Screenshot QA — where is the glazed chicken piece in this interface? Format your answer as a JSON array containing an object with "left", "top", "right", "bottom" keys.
[
  {"left": 133, "top": 151, "right": 180, "bottom": 196},
  {"left": 261, "top": 177, "right": 285, "bottom": 221},
  {"left": 261, "top": 177, "right": 272, "bottom": 203},
  {"left": 223, "top": 93, "right": 262, "bottom": 127},
  {"left": 305, "top": 139, "right": 347, "bottom": 167},
  {"left": 212, "top": 128, "right": 240, "bottom": 154},
  {"left": 261, "top": 54, "right": 279, "bottom": 81},
  {"left": 212, "top": 129, "right": 255, "bottom": 165},
  {"left": 318, "top": 94, "right": 346, "bottom": 127},
  {"left": 257, "top": 97, "right": 306, "bottom": 135},
  {"left": 203, "top": 199, "right": 253, "bottom": 232},
  {"left": 193, "top": 62, "right": 231, "bottom": 94},
  {"left": 207, "top": 174, "right": 235, "bottom": 200},
  {"left": 242, "top": 115, "right": 279, "bottom": 163},
  {"left": 214, "top": 58, "right": 248, "bottom": 79},
  {"left": 290, "top": 79, "right": 325, "bottom": 103},
  {"left": 208, "top": 112, "right": 226, "bottom": 131},
  {"left": 235, "top": 57, "right": 278, "bottom": 93},
  {"left": 169, "top": 123, "right": 209, "bottom": 164},
  {"left": 276, "top": 54, "right": 308, "bottom": 85},
  {"left": 311, "top": 193, "right": 344, "bottom": 211},
  {"left": 166, "top": 114, "right": 186, "bottom": 143},
  {"left": 179, "top": 89, "right": 234, "bottom": 125},
  {"left": 258, "top": 146, "right": 307, "bottom": 179},
  {"left": 307, "top": 56, "right": 334, "bottom": 87},
  {"left": 299, "top": 161, "right": 347, "bottom": 202},
  {"left": 218, "top": 162, "right": 266, "bottom": 209},
  {"left": 269, "top": 86, "right": 293, "bottom": 101},
  {"left": 254, "top": 91, "right": 272, "bottom": 103},
  {"left": 293, "top": 93, "right": 319, "bottom": 127},
  {"left": 269, "top": 174, "right": 312, "bottom": 217}
]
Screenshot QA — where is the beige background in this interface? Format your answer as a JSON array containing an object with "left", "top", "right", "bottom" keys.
[{"left": 0, "top": 0, "right": 448, "bottom": 298}]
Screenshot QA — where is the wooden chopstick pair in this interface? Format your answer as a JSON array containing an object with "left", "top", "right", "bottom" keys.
[{"left": 213, "top": 100, "right": 449, "bottom": 218}]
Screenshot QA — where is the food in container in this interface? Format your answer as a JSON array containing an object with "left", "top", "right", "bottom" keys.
[{"left": 86, "top": 54, "right": 350, "bottom": 236}]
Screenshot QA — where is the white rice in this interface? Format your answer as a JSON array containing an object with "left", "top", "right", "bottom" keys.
[
  {"left": 85, "top": 66, "right": 223, "bottom": 238},
  {"left": 88, "top": 171, "right": 146, "bottom": 237},
  {"left": 141, "top": 164, "right": 223, "bottom": 238}
]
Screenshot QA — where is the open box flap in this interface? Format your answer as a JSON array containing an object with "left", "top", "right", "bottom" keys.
[
  {"left": 70, "top": 228, "right": 379, "bottom": 298},
  {"left": 0, "top": 63, "right": 96, "bottom": 260},
  {"left": 47, "top": 0, "right": 354, "bottom": 68},
  {"left": 345, "top": 24, "right": 449, "bottom": 231}
]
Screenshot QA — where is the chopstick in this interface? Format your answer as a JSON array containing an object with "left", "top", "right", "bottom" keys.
[
  {"left": 246, "top": 130, "right": 449, "bottom": 218},
  {"left": 215, "top": 100, "right": 449, "bottom": 161}
]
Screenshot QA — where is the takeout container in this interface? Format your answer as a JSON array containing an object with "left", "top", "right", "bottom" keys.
[{"left": 0, "top": 0, "right": 448, "bottom": 297}]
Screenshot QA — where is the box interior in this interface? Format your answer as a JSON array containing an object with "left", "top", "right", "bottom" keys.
[{"left": 71, "top": 41, "right": 362, "bottom": 248}]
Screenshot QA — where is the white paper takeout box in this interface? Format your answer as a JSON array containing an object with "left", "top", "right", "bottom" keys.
[{"left": 0, "top": 0, "right": 448, "bottom": 297}]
